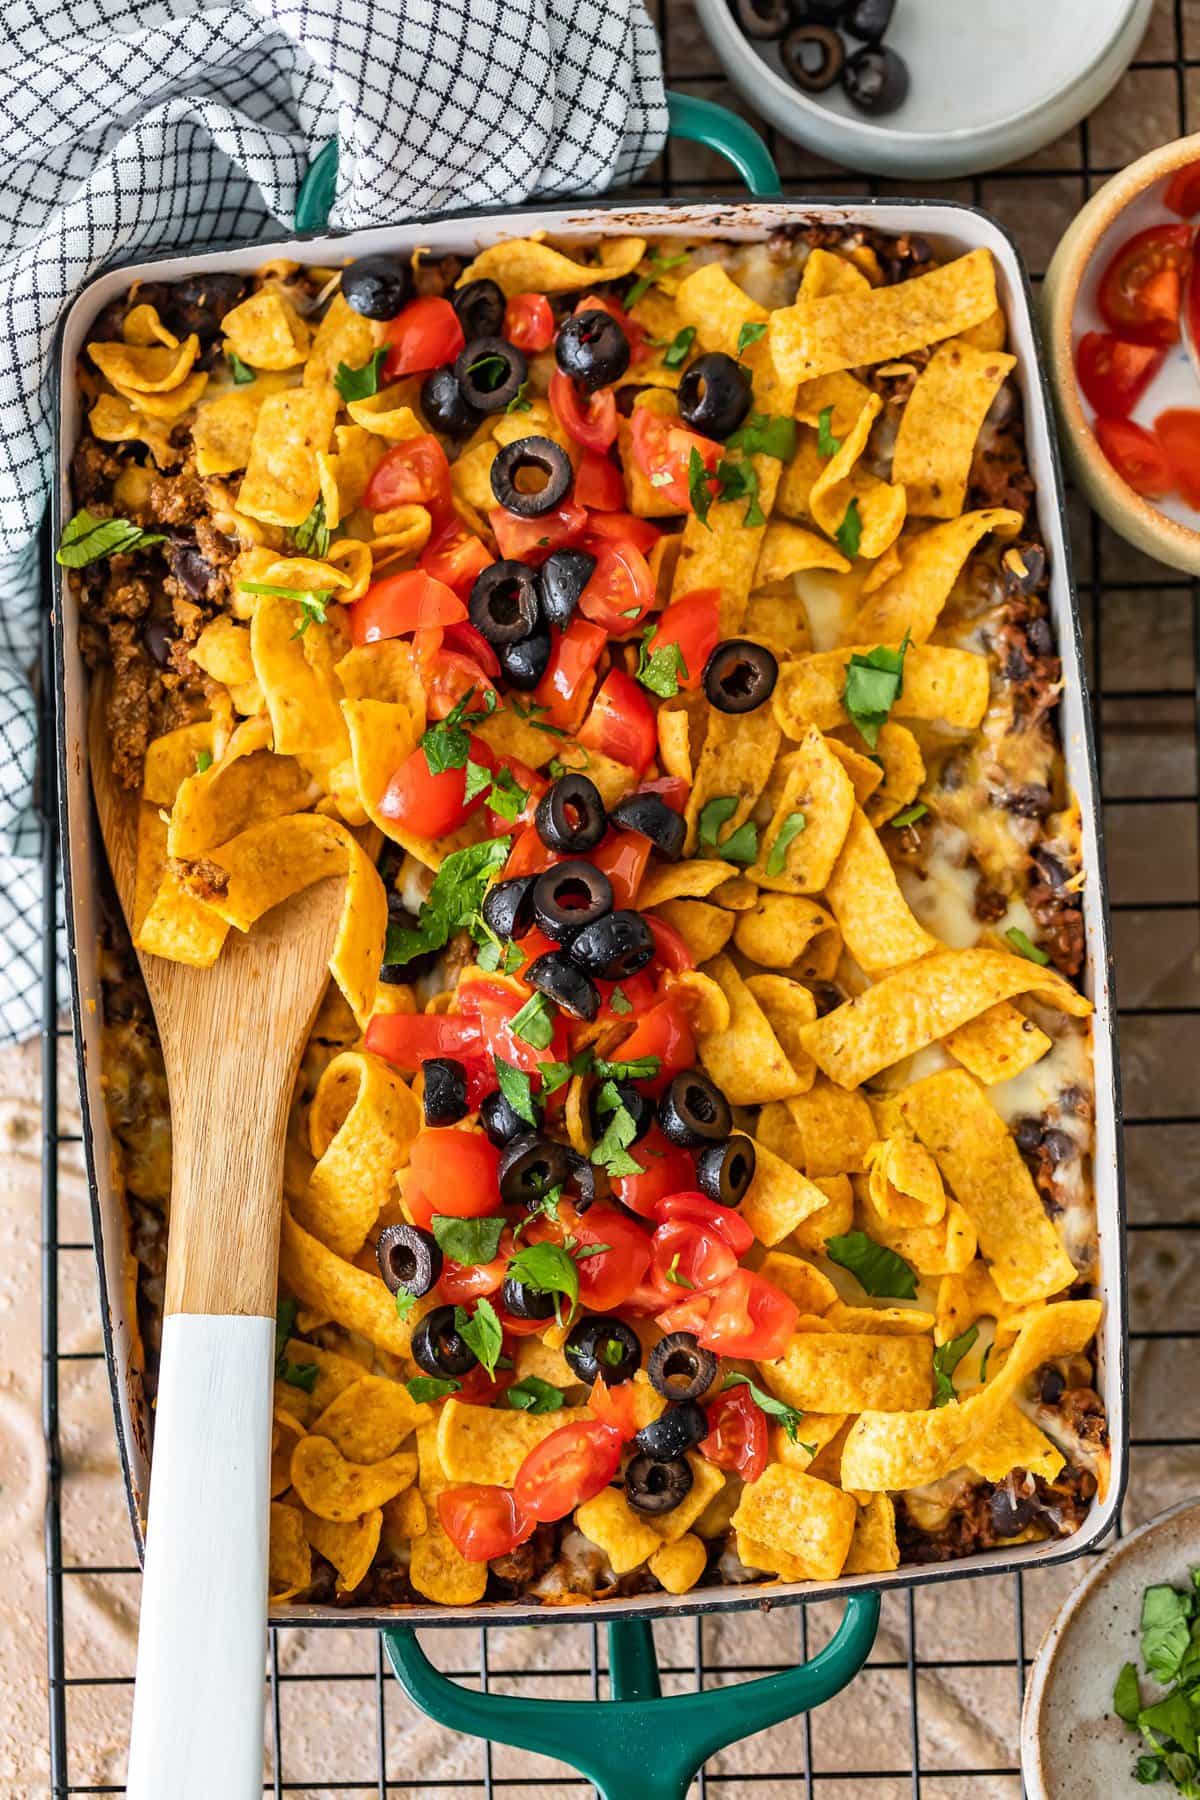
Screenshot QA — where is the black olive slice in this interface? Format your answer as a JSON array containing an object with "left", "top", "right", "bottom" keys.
[
  {"left": 469, "top": 561, "right": 540, "bottom": 645},
  {"left": 420, "top": 365, "right": 478, "bottom": 437},
  {"left": 500, "top": 1277, "right": 557, "bottom": 1321},
  {"left": 647, "top": 1332, "right": 718, "bottom": 1401},
  {"left": 411, "top": 1304, "right": 477, "bottom": 1378},
  {"left": 781, "top": 22, "right": 844, "bottom": 92},
  {"left": 480, "top": 1088, "right": 528, "bottom": 1149},
  {"left": 733, "top": 0, "right": 790, "bottom": 37},
  {"left": 535, "top": 773, "right": 607, "bottom": 854},
  {"left": 539, "top": 548, "right": 597, "bottom": 630},
  {"left": 491, "top": 436, "right": 573, "bottom": 517},
  {"left": 634, "top": 1401, "right": 708, "bottom": 1462},
  {"left": 421, "top": 1057, "right": 469, "bottom": 1127},
  {"left": 607, "top": 791, "right": 687, "bottom": 860},
  {"left": 564, "top": 1315, "right": 642, "bottom": 1385},
  {"left": 498, "top": 625, "right": 553, "bottom": 691},
  {"left": 676, "top": 352, "right": 753, "bottom": 441},
  {"left": 342, "top": 253, "right": 413, "bottom": 320},
  {"left": 454, "top": 336, "right": 529, "bottom": 414},
  {"left": 844, "top": 0, "right": 893, "bottom": 39},
  {"left": 481, "top": 874, "right": 536, "bottom": 942},
  {"left": 376, "top": 1223, "right": 442, "bottom": 1298},
  {"left": 452, "top": 278, "right": 506, "bottom": 340},
  {"left": 526, "top": 951, "right": 600, "bottom": 1021},
  {"left": 657, "top": 1069, "right": 733, "bottom": 1147},
  {"left": 696, "top": 1134, "right": 757, "bottom": 1207},
  {"left": 555, "top": 310, "right": 631, "bottom": 392},
  {"left": 842, "top": 42, "right": 909, "bottom": 114},
  {"left": 567, "top": 910, "right": 655, "bottom": 982},
  {"left": 625, "top": 1452, "right": 694, "bottom": 1516},
  {"left": 499, "top": 1134, "right": 572, "bottom": 1204},
  {"left": 532, "top": 861, "right": 614, "bottom": 943},
  {"left": 702, "top": 639, "right": 779, "bottom": 714}
]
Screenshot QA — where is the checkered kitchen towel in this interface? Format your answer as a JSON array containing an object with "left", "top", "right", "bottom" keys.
[{"left": 0, "top": 0, "right": 667, "bottom": 1043}]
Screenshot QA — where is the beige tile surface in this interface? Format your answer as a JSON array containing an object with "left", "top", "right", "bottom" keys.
[{"left": 7, "top": 0, "right": 1200, "bottom": 1792}]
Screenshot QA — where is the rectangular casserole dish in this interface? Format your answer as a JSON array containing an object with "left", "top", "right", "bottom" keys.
[{"left": 53, "top": 195, "right": 1128, "bottom": 1629}]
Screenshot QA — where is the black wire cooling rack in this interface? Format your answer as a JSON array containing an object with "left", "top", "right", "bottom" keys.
[{"left": 40, "top": 1, "right": 1200, "bottom": 1791}]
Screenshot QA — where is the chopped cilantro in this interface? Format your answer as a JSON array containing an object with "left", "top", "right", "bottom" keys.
[
  {"left": 714, "top": 455, "right": 764, "bottom": 527},
  {"left": 835, "top": 496, "right": 862, "bottom": 558},
  {"left": 890, "top": 802, "right": 928, "bottom": 829},
  {"left": 624, "top": 248, "right": 690, "bottom": 311},
  {"left": 688, "top": 446, "right": 714, "bottom": 528},
  {"left": 394, "top": 1290, "right": 416, "bottom": 1322},
  {"left": 842, "top": 633, "right": 910, "bottom": 749},
  {"left": 227, "top": 349, "right": 256, "bottom": 384},
  {"left": 506, "top": 380, "right": 532, "bottom": 413},
  {"left": 505, "top": 1375, "right": 565, "bottom": 1414},
  {"left": 463, "top": 758, "right": 494, "bottom": 803},
  {"left": 505, "top": 1241, "right": 581, "bottom": 1324},
  {"left": 333, "top": 347, "right": 387, "bottom": 403},
  {"left": 486, "top": 764, "right": 530, "bottom": 824},
  {"left": 636, "top": 625, "right": 688, "bottom": 699},
  {"left": 421, "top": 685, "right": 496, "bottom": 777},
  {"left": 384, "top": 836, "right": 511, "bottom": 966},
  {"left": 664, "top": 1253, "right": 694, "bottom": 1289},
  {"left": 697, "top": 795, "right": 756, "bottom": 864},
  {"left": 406, "top": 1374, "right": 461, "bottom": 1404},
  {"left": 464, "top": 352, "right": 510, "bottom": 391},
  {"left": 273, "top": 1298, "right": 318, "bottom": 1392},
  {"left": 195, "top": 749, "right": 213, "bottom": 775},
  {"left": 825, "top": 1230, "right": 918, "bottom": 1300},
  {"left": 609, "top": 986, "right": 632, "bottom": 1016},
  {"left": 56, "top": 509, "right": 165, "bottom": 568},
  {"left": 817, "top": 405, "right": 841, "bottom": 459},
  {"left": 765, "top": 811, "right": 805, "bottom": 877},
  {"left": 454, "top": 1298, "right": 504, "bottom": 1378},
  {"left": 237, "top": 578, "right": 330, "bottom": 637},
  {"left": 494, "top": 1055, "right": 537, "bottom": 1126},
  {"left": 590, "top": 1086, "right": 644, "bottom": 1178},
  {"left": 431, "top": 1214, "right": 505, "bottom": 1266},
  {"left": 1006, "top": 926, "right": 1051, "bottom": 966},
  {"left": 736, "top": 320, "right": 767, "bottom": 357},
  {"left": 722, "top": 1373, "right": 811, "bottom": 1448},
  {"left": 663, "top": 325, "right": 697, "bottom": 369},
  {"left": 592, "top": 1053, "right": 660, "bottom": 1081},
  {"left": 511, "top": 990, "right": 556, "bottom": 1050},
  {"left": 932, "top": 1325, "right": 979, "bottom": 1407},
  {"left": 725, "top": 413, "right": 797, "bottom": 461},
  {"left": 293, "top": 495, "right": 331, "bottom": 559}
]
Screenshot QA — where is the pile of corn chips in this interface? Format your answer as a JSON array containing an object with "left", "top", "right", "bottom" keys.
[{"left": 74, "top": 226, "right": 1105, "bottom": 1610}]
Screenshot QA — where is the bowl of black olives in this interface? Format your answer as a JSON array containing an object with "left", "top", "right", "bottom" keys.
[{"left": 694, "top": 0, "right": 1153, "bottom": 180}]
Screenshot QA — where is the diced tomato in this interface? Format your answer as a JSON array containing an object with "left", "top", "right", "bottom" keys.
[
  {"left": 575, "top": 292, "right": 649, "bottom": 363},
  {"left": 512, "top": 1421, "right": 623, "bottom": 1522},
  {"left": 1097, "top": 223, "right": 1192, "bottom": 347},
  {"left": 461, "top": 986, "right": 570, "bottom": 1075},
  {"left": 364, "top": 1011, "right": 483, "bottom": 1072},
  {"left": 608, "top": 993, "right": 695, "bottom": 1084},
  {"left": 697, "top": 1269, "right": 798, "bottom": 1361},
  {"left": 577, "top": 669, "right": 656, "bottom": 774},
  {"left": 455, "top": 1361, "right": 514, "bottom": 1408},
  {"left": 637, "top": 773, "right": 690, "bottom": 812},
  {"left": 1154, "top": 408, "right": 1200, "bottom": 509},
  {"left": 650, "top": 1218, "right": 738, "bottom": 1295},
  {"left": 364, "top": 433, "right": 454, "bottom": 515},
  {"left": 586, "top": 511, "right": 663, "bottom": 556},
  {"left": 504, "top": 291, "right": 555, "bottom": 352},
  {"left": 425, "top": 650, "right": 498, "bottom": 721},
  {"left": 549, "top": 370, "right": 618, "bottom": 451},
  {"left": 420, "top": 516, "right": 494, "bottom": 595},
  {"left": 701, "top": 1386, "right": 768, "bottom": 1484},
  {"left": 509, "top": 927, "right": 558, "bottom": 975},
  {"left": 630, "top": 406, "right": 720, "bottom": 512},
  {"left": 378, "top": 733, "right": 493, "bottom": 838},
  {"left": 589, "top": 829, "right": 651, "bottom": 908},
  {"left": 504, "top": 823, "right": 558, "bottom": 881},
  {"left": 1095, "top": 415, "right": 1174, "bottom": 499},
  {"left": 1187, "top": 251, "right": 1200, "bottom": 373},
  {"left": 442, "top": 621, "right": 501, "bottom": 680},
  {"left": 612, "top": 1126, "right": 696, "bottom": 1220},
  {"left": 404, "top": 1184, "right": 435, "bottom": 1231},
  {"left": 382, "top": 297, "right": 465, "bottom": 380},
  {"left": 593, "top": 969, "right": 656, "bottom": 1025},
  {"left": 587, "top": 1377, "right": 641, "bottom": 1441},
  {"left": 567, "top": 1203, "right": 653, "bottom": 1311},
  {"left": 350, "top": 569, "right": 465, "bottom": 645},
  {"left": 533, "top": 615, "right": 607, "bottom": 730},
  {"left": 645, "top": 915, "right": 694, "bottom": 974},
  {"left": 438, "top": 1240, "right": 509, "bottom": 1303},
  {"left": 1075, "top": 332, "right": 1164, "bottom": 419},
  {"left": 410, "top": 1128, "right": 501, "bottom": 1219},
  {"left": 654, "top": 1191, "right": 754, "bottom": 1257},
  {"left": 577, "top": 539, "right": 655, "bottom": 635},
  {"left": 645, "top": 589, "right": 720, "bottom": 691},
  {"left": 574, "top": 450, "right": 626, "bottom": 512},
  {"left": 490, "top": 500, "right": 588, "bottom": 564},
  {"left": 1165, "top": 161, "right": 1200, "bottom": 218},
  {"left": 653, "top": 1289, "right": 714, "bottom": 1335},
  {"left": 437, "top": 1485, "right": 533, "bottom": 1561}
]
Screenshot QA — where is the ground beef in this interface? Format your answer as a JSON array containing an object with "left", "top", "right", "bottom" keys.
[
  {"left": 489, "top": 1524, "right": 558, "bottom": 1591},
  {"left": 71, "top": 436, "right": 123, "bottom": 508},
  {"left": 106, "top": 621, "right": 157, "bottom": 788},
  {"left": 173, "top": 856, "right": 230, "bottom": 903},
  {"left": 973, "top": 879, "right": 1008, "bottom": 924},
  {"left": 1057, "top": 1385, "right": 1108, "bottom": 1448},
  {"left": 142, "top": 463, "right": 208, "bottom": 528},
  {"left": 969, "top": 431, "right": 1035, "bottom": 518},
  {"left": 1027, "top": 844, "right": 1085, "bottom": 978},
  {"left": 897, "top": 1465, "right": 1094, "bottom": 1563}
]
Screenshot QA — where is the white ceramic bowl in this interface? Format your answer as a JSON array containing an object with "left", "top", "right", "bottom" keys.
[
  {"left": 694, "top": 0, "right": 1154, "bottom": 181},
  {"left": 1043, "top": 132, "right": 1200, "bottom": 574},
  {"left": 1022, "top": 1498, "right": 1200, "bottom": 1798}
]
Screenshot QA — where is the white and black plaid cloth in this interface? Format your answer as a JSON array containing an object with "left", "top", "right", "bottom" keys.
[{"left": 0, "top": 0, "right": 667, "bottom": 1043}]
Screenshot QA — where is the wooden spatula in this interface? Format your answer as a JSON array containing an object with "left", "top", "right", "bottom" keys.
[{"left": 89, "top": 679, "right": 344, "bottom": 1799}]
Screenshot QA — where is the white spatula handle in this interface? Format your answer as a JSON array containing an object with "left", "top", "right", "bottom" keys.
[{"left": 126, "top": 1312, "right": 275, "bottom": 1800}]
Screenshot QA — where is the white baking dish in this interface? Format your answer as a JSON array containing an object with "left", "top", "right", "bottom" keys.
[{"left": 53, "top": 197, "right": 1127, "bottom": 1629}]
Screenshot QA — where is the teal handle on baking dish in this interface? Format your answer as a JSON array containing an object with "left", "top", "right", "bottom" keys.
[
  {"left": 382, "top": 1594, "right": 879, "bottom": 1800},
  {"left": 293, "top": 93, "right": 779, "bottom": 231}
]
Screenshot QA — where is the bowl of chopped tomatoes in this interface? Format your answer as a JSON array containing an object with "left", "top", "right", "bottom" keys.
[{"left": 1045, "top": 130, "right": 1200, "bottom": 572}]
